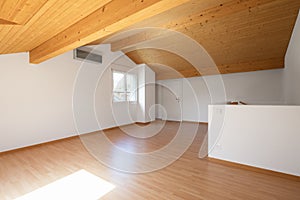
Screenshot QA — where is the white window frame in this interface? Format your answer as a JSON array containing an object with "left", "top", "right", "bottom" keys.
[{"left": 112, "top": 69, "right": 137, "bottom": 103}]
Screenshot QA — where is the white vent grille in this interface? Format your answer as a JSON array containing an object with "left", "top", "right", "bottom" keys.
[{"left": 74, "top": 47, "right": 102, "bottom": 64}]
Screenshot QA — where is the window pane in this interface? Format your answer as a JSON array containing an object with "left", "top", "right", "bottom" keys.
[
  {"left": 113, "top": 92, "right": 126, "bottom": 102},
  {"left": 126, "top": 73, "right": 137, "bottom": 92},
  {"left": 113, "top": 71, "right": 125, "bottom": 92},
  {"left": 127, "top": 92, "right": 137, "bottom": 102}
]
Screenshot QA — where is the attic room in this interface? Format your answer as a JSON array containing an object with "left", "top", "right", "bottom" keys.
[{"left": 0, "top": 0, "right": 300, "bottom": 199}]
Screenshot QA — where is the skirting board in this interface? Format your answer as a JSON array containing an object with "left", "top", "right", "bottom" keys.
[
  {"left": 0, "top": 123, "right": 134, "bottom": 154},
  {"left": 207, "top": 157, "right": 300, "bottom": 182},
  {"left": 135, "top": 122, "right": 151, "bottom": 126},
  {"left": 156, "top": 118, "right": 208, "bottom": 124},
  {"left": 0, "top": 120, "right": 207, "bottom": 154},
  {"left": 0, "top": 135, "right": 78, "bottom": 155}
]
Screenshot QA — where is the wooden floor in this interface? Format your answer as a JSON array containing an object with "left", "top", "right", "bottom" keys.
[{"left": 0, "top": 121, "right": 299, "bottom": 200}]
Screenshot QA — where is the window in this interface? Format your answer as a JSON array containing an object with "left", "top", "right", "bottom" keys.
[{"left": 112, "top": 70, "right": 137, "bottom": 102}]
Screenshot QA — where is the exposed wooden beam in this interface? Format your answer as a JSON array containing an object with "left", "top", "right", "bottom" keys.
[
  {"left": 111, "top": 29, "right": 170, "bottom": 52},
  {"left": 29, "top": 0, "right": 191, "bottom": 64},
  {"left": 86, "top": 28, "right": 170, "bottom": 49}
]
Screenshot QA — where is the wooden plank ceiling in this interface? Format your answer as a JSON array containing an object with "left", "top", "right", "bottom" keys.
[
  {"left": 0, "top": 0, "right": 48, "bottom": 25},
  {"left": 92, "top": 0, "right": 300, "bottom": 80},
  {"left": 0, "top": 0, "right": 299, "bottom": 80},
  {"left": 0, "top": 0, "right": 189, "bottom": 62}
]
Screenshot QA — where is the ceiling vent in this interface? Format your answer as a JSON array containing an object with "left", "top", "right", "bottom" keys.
[{"left": 74, "top": 47, "right": 102, "bottom": 64}]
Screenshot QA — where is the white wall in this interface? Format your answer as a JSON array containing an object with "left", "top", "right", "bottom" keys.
[
  {"left": 284, "top": 10, "right": 300, "bottom": 104},
  {"left": 95, "top": 58, "right": 139, "bottom": 130},
  {"left": 157, "top": 69, "right": 284, "bottom": 122},
  {"left": 208, "top": 105, "right": 300, "bottom": 176},
  {"left": 136, "top": 64, "right": 156, "bottom": 123},
  {"left": 145, "top": 65, "right": 156, "bottom": 122},
  {"left": 0, "top": 52, "right": 80, "bottom": 152},
  {"left": 137, "top": 65, "right": 146, "bottom": 122},
  {"left": 0, "top": 45, "right": 155, "bottom": 152},
  {"left": 64, "top": 45, "right": 139, "bottom": 134},
  {"left": 156, "top": 79, "right": 183, "bottom": 121}
]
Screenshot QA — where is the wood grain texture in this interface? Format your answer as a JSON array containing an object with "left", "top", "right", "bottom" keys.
[
  {"left": 126, "top": 49, "right": 284, "bottom": 79},
  {"left": 126, "top": 49, "right": 200, "bottom": 80},
  {"left": 92, "top": 0, "right": 300, "bottom": 79},
  {"left": 0, "top": 121, "right": 299, "bottom": 200},
  {"left": 0, "top": 0, "right": 113, "bottom": 54},
  {"left": 0, "top": 0, "right": 48, "bottom": 25}
]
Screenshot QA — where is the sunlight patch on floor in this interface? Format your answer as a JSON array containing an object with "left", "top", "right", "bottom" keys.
[{"left": 15, "top": 170, "right": 115, "bottom": 200}]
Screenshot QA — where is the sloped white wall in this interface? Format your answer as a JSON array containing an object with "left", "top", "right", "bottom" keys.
[{"left": 284, "top": 10, "right": 300, "bottom": 104}]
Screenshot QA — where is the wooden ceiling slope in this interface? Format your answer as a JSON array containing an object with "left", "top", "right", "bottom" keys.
[
  {"left": 0, "top": 0, "right": 189, "bottom": 63},
  {"left": 91, "top": 0, "right": 300, "bottom": 80},
  {"left": 0, "top": 0, "right": 48, "bottom": 25}
]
